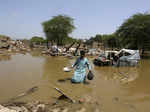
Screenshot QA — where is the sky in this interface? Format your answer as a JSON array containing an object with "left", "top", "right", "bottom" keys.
[{"left": 0, "top": 0, "right": 149, "bottom": 39}]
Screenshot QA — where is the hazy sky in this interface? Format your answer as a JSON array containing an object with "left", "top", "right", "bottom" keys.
[{"left": 0, "top": 0, "right": 149, "bottom": 39}]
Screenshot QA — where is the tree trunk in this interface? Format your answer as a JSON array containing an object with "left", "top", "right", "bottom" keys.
[{"left": 47, "top": 40, "right": 49, "bottom": 49}]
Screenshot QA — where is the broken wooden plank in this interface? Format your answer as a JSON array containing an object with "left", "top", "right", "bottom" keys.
[{"left": 54, "top": 87, "right": 75, "bottom": 103}]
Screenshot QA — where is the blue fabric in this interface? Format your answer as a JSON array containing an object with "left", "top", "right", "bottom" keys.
[{"left": 72, "top": 57, "right": 91, "bottom": 83}]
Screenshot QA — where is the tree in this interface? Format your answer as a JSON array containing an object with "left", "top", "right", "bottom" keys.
[
  {"left": 42, "top": 15, "right": 75, "bottom": 46},
  {"left": 0, "top": 35, "right": 10, "bottom": 40},
  {"left": 30, "top": 36, "right": 45, "bottom": 44},
  {"left": 116, "top": 13, "right": 150, "bottom": 50},
  {"left": 84, "top": 35, "right": 102, "bottom": 47},
  {"left": 63, "top": 37, "right": 77, "bottom": 45},
  {"left": 101, "top": 34, "right": 120, "bottom": 49},
  {"left": 84, "top": 37, "right": 94, "bottom": 46},
  {"left": 94, "top": 34, "right": 102, "bottom": 43}
]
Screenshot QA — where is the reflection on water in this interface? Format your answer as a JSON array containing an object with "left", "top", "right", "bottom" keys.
[
  {"left": 0, "top": 53, "right": 150, "bottom": 111},
  {"left": 0, "top": 53, "right": 44, "bottom": 102},
  {"left": 0, "top": 54, "right": 11, "bottom": 61},
  {"left": 101, "top": 66, "right": 139, "bottom": 83}
]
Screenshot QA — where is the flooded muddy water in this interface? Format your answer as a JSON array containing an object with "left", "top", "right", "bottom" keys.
[{"left": 0, "top": 52, "right": 150, "bottom": 112}]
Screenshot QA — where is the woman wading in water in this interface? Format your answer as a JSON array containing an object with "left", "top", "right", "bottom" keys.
[{"left": 71, "top": 50, "right": 91, "bottom": 83}]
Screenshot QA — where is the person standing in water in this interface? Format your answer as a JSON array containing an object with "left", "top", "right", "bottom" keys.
[{"left": 71, "top": 50, "right": 91, "bottom": 83}]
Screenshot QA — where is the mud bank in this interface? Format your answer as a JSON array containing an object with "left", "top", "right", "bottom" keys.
[{"left": 0, "top": 96, "right": 100, "bottom": 112}]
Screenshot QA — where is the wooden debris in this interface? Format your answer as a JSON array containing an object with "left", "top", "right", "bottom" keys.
[{"left": 54, "top": 87, "right": 75, "bottom": 103}]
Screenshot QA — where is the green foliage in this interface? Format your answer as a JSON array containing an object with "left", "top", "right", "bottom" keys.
[
  {"left": 0, "top": 35, "right": 10, "bottom": 40},
  {"left": 116, "top": 13, "right": 150, "bottom": 49},
  {"left": 30, "top": 36, "right": 45, "bottom": 44},
  {"left": 101, "top": 34, "right": 120, "bottom": 49},
  {"left": 94, "top": 34, "right": 102, "bottom": 42},
  {"left": 85, "top": 13, "right": 150, "bottom": 50},
  {"left": 42, "top": 15, "right": 75, "bottom": 45},
  {"left": 84, "top": 37, "right": 94, "bottom": 45},
  {"left": 66, "top": 37, "right": 77, "bottom": 44},
  {"left": 85, "top": 34, "right": 120, "bottom": 49},
  {"left": 0, "top": 35, "right": 6, "bottom": 38}
]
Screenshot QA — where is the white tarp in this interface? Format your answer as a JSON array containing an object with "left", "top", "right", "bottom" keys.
[
  {"left": 119, "top": 49, "right": 140, "bottom": 60},
  {"left": 117, "top": 49, "right": 140, "bottom": 66}
]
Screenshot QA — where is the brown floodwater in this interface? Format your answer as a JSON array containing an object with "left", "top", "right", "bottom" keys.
[{"left": 0, "top": 52, "right": 150, "bottom": 112}]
